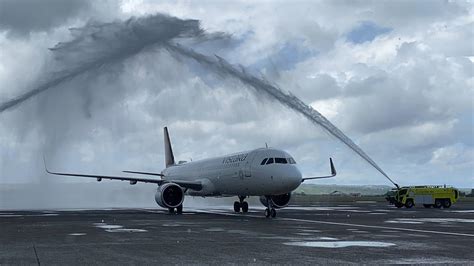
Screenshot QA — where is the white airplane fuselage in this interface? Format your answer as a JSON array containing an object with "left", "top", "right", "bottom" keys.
[{"left": 162, "top": 148, "right": 302, "bottom": 197}]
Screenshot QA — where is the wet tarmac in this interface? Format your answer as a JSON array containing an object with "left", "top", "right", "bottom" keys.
[{"left": 1, "top": 201, "right": 473, "bottom": 264}]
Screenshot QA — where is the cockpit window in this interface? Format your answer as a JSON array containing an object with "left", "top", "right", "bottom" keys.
[
  {"left": 288, "top": 157, "right": 296, "bottom": 164},
  {"left": 260, "top": 158, "right": 268, "bottom": 165},
  {"left": 275, "top": 158, "right": 288, "bottom": 164},
  {"left": 266, "top": 158, "right": 274, "bottom": 165}
]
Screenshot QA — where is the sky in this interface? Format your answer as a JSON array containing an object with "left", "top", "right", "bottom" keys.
[{"left": 0, "top": 0, "right": 472, "bottom": 205}]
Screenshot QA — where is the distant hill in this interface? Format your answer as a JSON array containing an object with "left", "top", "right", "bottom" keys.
[
  {"left": 295, "top": 184, "right": 393, "bottom": 196},
  {"left": 296, "top": 184, "right": 473, "bottom": 196}
]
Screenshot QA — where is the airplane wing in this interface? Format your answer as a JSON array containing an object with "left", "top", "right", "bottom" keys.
[
  {"left": 301, "top": 158, "right": 337, "bottom": 182},
  {"left": 121, "top": 170, "right": 202, "bottom": 190},
  {"left": 44, "top": 164, "right": 202, "bottom": 190},
  {"left": 46, "top": 168, "right": 164, "bottom": 184}
]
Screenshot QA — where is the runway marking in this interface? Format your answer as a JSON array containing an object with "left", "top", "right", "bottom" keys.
[
  {"left": 32, "top": 245, "right": 40, "bottom": 266},
  {"left": 191, "top": 209, "right": 474, "bottom": 238}
]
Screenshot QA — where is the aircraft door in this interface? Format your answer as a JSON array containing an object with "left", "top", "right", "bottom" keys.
[{"left": 243, "top": 152, "right": 256, "bottom": 177}]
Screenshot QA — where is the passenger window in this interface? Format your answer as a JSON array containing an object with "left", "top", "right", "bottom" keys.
[
  {"left": 275, "top": 158, "right": 287, "bottom": 164},
  {"left": 260, "top": 158, "right": 268, "bottom": 165},
  {"left": 266, "top": 158, "right": 274, "bottom": 165}
]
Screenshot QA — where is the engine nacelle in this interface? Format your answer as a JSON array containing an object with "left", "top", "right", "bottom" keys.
[
  {"left": 155, "top": 183, "right": 184, "bottom": 208},
  {"left": 259, "top": 193, "right": 291, "bottom": 209}
]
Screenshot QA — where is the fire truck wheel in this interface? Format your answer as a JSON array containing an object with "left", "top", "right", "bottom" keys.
[
  {"left": 405, "top": 199, "right": 414, "bottom": 208},
  {"left": 434, "top": 199, "right": 442, "bottom": 208},
  {"left": 442, "top": 199, "right": 451, "bottom": 208}
]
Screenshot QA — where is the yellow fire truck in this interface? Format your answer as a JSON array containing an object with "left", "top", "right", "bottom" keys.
[{"left": 387, "top": 186, "right": 460, "bottom": 208}]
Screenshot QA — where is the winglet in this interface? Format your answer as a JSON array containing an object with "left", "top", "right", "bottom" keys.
[
  {"left": 164, "top": 127, "right": 175, "bottom": 168},
  {"left": 330, "top": 157, "right": 336, "bottom": 176},
  {"left": 301, "top": 158, "right": 337, "bottom": 182},
  {"left": 43, "top": 154, "right": 51, "bottom": 174}
]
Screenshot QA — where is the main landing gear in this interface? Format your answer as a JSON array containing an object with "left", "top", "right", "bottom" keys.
[
  {"left": 264, "top": 196, "right": 277, "bottom": 218},
  {"left": 234, "top": 196, "right": 249, "bottom": 213}
]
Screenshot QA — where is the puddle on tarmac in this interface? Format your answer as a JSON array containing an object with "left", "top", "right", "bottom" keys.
[
  {"left": 205, "top": 228, "right": 225, "bottom": 232},
  {"left": 385, "top": 218, "right": 474, "bottom": 224},
  {"left": 284, "top": 241, "right": 396, "bottom": 248},
  {"left": 0, "top": 213, "right": 59, "bottom": 217},
  {"left": 68, "top": 233, "right": 86, "bottom": 236},
  {"left": 295, "top": 233, "right": 313, "bottom": 236},
  {"left": 260, "top": 236, "right": 339, "bottom": 241},
  {"left": 93, "top": 223, "right": 146, "bottom": 233},
  {"left": 287, "top": 206, "right": 360, "bottom": 211},
  {"left": 299, "top": 229, "right": 322, "bottom": 233},
  {"left": 385, "top": 219, "right": 423, "bottom": 224},
  {"left": 106, "top": 228, "right": 147, "bottom": 233},
  {"left": 450, "top": 210, "right": 474, "bottom": 213},
  {"left": 318, "top": 237, "right": 338, "bottom": 240},
  {"left": 93, "top": 223, "right": 123, "bottom": 229},
  {"left": 228, "top": 229, "right": 251, "bottom": 234}
]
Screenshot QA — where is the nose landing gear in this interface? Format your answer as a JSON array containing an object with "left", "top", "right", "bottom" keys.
[
  {"left": 233, "top": 196, "right": 249, "bottom": 213},
  {"left": 168, "top": 204, "right": 183, "bottom": 214},
  {"left": 264, "top": 196, "right": 277, "bottom": 218}
]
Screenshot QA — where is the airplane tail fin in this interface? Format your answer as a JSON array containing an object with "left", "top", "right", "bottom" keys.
[{"left": 164, "top": 127, "right": 175, "bottom": 168}]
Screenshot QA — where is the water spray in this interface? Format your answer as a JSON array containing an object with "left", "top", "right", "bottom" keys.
[
  {"left": 165, "top": 44, "right": 400, "bottom": 188},
  {"left": 0, "top": 14, "right": 399, "bottom": 188}
]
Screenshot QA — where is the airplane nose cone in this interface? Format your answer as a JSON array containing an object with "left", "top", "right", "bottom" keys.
[
  {"left": 294, "top": 167, "right": 303, "bottom": 182},
  {"left": 288, "top": 166, "right": 303, "bottom": 190}
]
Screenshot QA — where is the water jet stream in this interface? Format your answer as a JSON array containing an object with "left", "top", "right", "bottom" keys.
[{"left": 165, "top": 44, "right": 399, "bottom": 188}]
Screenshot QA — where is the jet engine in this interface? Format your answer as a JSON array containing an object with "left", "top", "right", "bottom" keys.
[
  {"left": 155, "top": 183, "right": 184, "bottom": 208},
  {"left": 259, "top": 193, "right": 291, "bottom": 209}
]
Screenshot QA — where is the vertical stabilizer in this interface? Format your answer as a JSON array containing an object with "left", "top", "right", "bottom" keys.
[{"left": 164, "top": 127, "right": 175, "bottom": 167}]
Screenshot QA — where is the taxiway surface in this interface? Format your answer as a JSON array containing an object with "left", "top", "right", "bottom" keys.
[{"left": 1, "top": 201, "right": 473, "bottom": 264}]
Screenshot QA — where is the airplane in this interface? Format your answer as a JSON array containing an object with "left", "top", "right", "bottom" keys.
[{"left": 45, "top": 127, "right": 336, "bottom": 218}]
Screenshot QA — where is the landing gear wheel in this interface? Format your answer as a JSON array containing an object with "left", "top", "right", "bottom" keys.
[
  {"left": 405, "top": 199, "right": 414, "bottom": 208},
  {"left": 241, "top": 202, "right": 249, "bottom": 213},
  {"left": 434, "top": 199, "right": 442, "bottom": 208},
  {"left": 176, "top": 204, "right": 183, "bottom": 214},
  {"left": 233, "top": 201, "right": 241, "bottom": 212},
  {"left": 443, "top": 199, "right": 451, "bottom": 208},
  {"left": 423, "top": 204, "right": 432, "bottom": 208},
  {"left": 264, "top": 208, "right": 270, "bottom": 218},
  {"left": 168, "top": 207, "right": 175, "bottom": 214},
  {"left": 270, "top": 208, "right": 276, "bottom": 218}
]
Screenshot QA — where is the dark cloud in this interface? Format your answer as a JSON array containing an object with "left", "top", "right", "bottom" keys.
[{"left": 0, "top": 0, "right": 91, "bottom": 36}]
